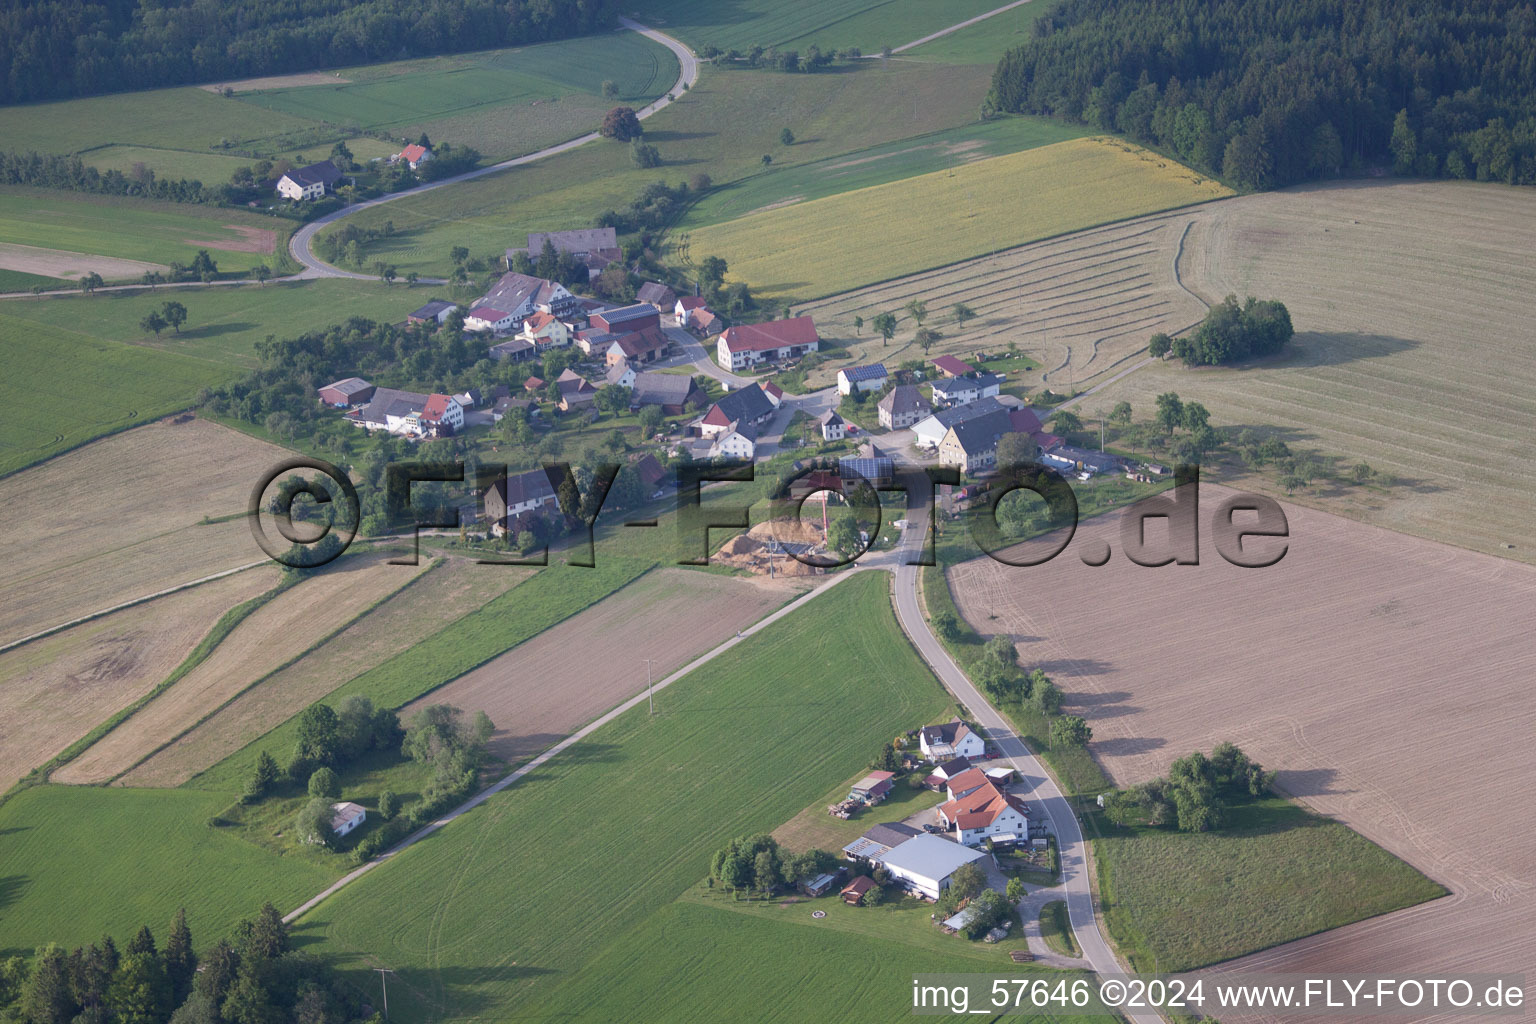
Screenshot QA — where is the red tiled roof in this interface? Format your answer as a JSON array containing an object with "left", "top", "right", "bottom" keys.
[
  {"left": 468, "top": 306, "right": 511, "bottom": 321},
  {"left": 932, "top": 355, "right": 974, "bottom": 376},
  {"left": 701, "top": 405, "right": 732, "bottom": 427},
  {"left": 719, "top": 316, "right": 819, "bottom": 353},
  {"left": 677, "top": 295, "right": 707, "bottom": 310},
  {"left": 762, "top": 381, "right": 784, "bottom": 400},
  {"left": 523, "top": 311, "right": 556, "bottom": 330},
  {"left": 399, "top": 144, "right": 429, "bottom": 162}
]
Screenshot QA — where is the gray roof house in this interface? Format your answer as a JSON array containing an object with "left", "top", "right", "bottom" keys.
[{"left": 878, "top": 383, "right": 932, "bottom": 429}]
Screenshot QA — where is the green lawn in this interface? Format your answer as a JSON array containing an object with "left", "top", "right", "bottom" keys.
[
  {"left": 318, "top": 61, "right": 993, "bottom": 278},
  {"left": 675, "top": 115, "right": 1091, "bottom": 229},
  {"left": 0, "top": 268, "right": 65, "bottom": 292},
  {"left": 0, "top": 187, "right": 293, "bottom": 276},
  {"left": 633, "top": 0, "right": 1009, "bottom": 53},
  {"left": 238, "top": 32, "right": 678, "bottom": 163},
  {"left": 0, "top": 786, "right": 333, "bottom": 953},
  {"left": 0, "top": 279, "right": 433, "bottom": 367},
  {"left": 289, "top": 572, "right": 953, "bottom": 1021},
  {"left": 1091, "top": 796, "right": 1448, "bottom": 973},
  {"left": 0, "top": 317, "right": 234, "bottom": 478},
  {"left": 1039, "top": 900, "right": 1078, "bottom": 958}
]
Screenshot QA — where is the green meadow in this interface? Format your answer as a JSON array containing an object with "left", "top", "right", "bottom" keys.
[
  {"left": 634, "top": 0, "right": 1007, "bottom": 52},
  {"left": 289, "top": 572, "right": 954, "bottom": 1020},
  {"left": 903, "top": 0, "right": 1060, "bottom": 65},
  {"left": 0, "top": 188, "right": 291, "bottom": 275}
]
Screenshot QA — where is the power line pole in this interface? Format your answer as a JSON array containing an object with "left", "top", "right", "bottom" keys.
[
  {"left": 373, "top": 968, "right": 395, "bottom": 1021},
  {"left": 643, "top": 658, "right": 657, "bottom": 714}
]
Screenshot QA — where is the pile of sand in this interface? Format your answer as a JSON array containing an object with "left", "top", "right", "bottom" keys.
[{"left": 712, "top": 518, "right": 826, "bottom": 576}]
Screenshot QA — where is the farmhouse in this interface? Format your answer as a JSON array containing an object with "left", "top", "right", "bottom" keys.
[
  {"left": 517, "top": 312, "right": 572, "bottom": 349},
  {"left": 674, "top": 295, "right": 709, "bottom": 327},
  {"left": 637, "top": 281, "right": 677, "bottom": 312},
  {"left": 479, "top": 272, "right": 580, "bottom": 324},
  {"left": 873, "top": 833, "right": 988, "bottom": 900},
  {"left": 606, "top": 326, "right": 669, "bottom": 365},
  {"left": 936, "top": 769, "right": 1029, "bottom": 848},
  {"left": 555, "top": 369, "right": 596, "bottom": 411},
  {"left": 407, "top": 300, "right": 457, "bottom": 325},
  {"left": 911, "top": 397, "right": 1008, "bottom": 450},
  {"left": 330, "top": 802, "right": 367, "bottom": 837},
  {"left": 350, "top": 388, "right": 462, "bottom": 438},
  {"left": 390, "top": 143, "right": 433, "bottom": 170},
  {"left": 465, "top": 306, "right": 516, "bottom": 333},
  {"left": 937, "top": 409, "right": 1020, "bottom": 474},
  {"left": 508, "top": 228, "right": 621, "bottom": 277},
  {"left": 930, "top": 372, "right": 1003, "bottom": 409},
  {"left": 605, "top": 359, "right": 637, "bottom": 389},
  {"left": 841, "top": 821, "right": 921, "bottom": 861},
  {"left": 710, "top": 421, "right": 759, "bottom": 460},
  {"left": 483, "top": 468, "right": 560, "bottom": 534},
  {"left": 849, "top": 770, "right": 895, "bottom": 805},
  {"left": 275, "top": 160, "right": 342, "bottom": 201},
  {"left": 837, "top": 363, "right": 889, "bottom": 395},
  {"left": 715, "top": 316, "right": 820, "bottom": 371},
  {"left": 932, "top": 355, "right": 975, "bottom": 377},
  {"left": 699, "top": 384, "right": 776, "bottom": 439},
  {"left": 316, "top": 377, "right": 374, "bottom": 408},
  {"left": 920, "top": 719, "right": 985, "bottom": 760},
  {"left": 590, "top": 303, "right": 661, "bottom": 335},
  {"left": 819, "top": 409, "right": 846, "bottom": 441},
  {"left": 632, "top": 372, "right": 705, "bottom": 414},
  {"left": 878, "top": 384, "right": 932, "bottom": 429}
]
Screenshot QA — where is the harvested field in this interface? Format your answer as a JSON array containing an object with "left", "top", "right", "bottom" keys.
[
  {"left": 406, "top": 568, "right": 808, "bottom": 761},
  {"left": 1090, "top": 179, "right": 1536, "bottom": 564},
  {"left": 201, "top": 72, "right": 350, "bottom": 93},
  {"left": 55, "top": 550, "right": 426, "bottom": 783},
  {"left": 797, "top": 210, "right": 1212, "bottom": 391},
  {"left": 947, "top": 484, "right": 1536, "bottom": 1002},
  {"left": 183, "top": 225, "right": 276, "bottom": 254},
  {"left": 0, "top": 567, "right": 279, "bottom": 788},
  {"left": 122, "top": 557, "right": 534, "bottom": 787},
  {"left": 0, "top": 418, "right": 296, "bottom": 648},
  {"left": 0, "top": 241, "right": 167, "bottom": 280}
]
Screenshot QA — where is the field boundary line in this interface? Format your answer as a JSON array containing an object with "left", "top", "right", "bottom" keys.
[
  {"left": 105, "top": 552, "right": 439, "bottom": 785},
  {"left": 282, "top": 569, "right": 853, "bottom": 925}
]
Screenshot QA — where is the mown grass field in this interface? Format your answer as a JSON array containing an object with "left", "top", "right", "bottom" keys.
[
  {"left": 1090, "top": 797, "right": 1447, "bottom": 973},
  {"left": 904, "top": 0, "right": 1058, "bottom": 64},
  {"left": 675, "top": 115, "right": 1091, "bottom": 228},
  {"left": 0, "top": 279, "right": 433, "bottom": 366},
  {"left": 289, "top": 572, "right": 954, "bottom": 1020},
  {"left": 317, "top": 61, "right": 994, "bottom": 278},
  {"left": 0, "top": 188, "right": 289, "bottom": 276},
  {"left": 0, "top": 785, "right": 334, "bottom": 952},
  {"left": 0, "top": 35, "right": 676, "bottom": 180},
  {"left": 680, "top": 136, "right": 1232, "bottom": 301},
  {"left": 635, "top": 0, "right": 1007, "bottom": 52},
  {"left": 0, "top": 318, "right": 234, "bottom": 477},
  {"left": 239, "top": 33, "right": 676, "bottom": 163}
]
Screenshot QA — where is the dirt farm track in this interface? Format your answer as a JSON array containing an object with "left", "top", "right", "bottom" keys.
[{"left": 949, "top": 484, "right": 1536, "bottom": 1010}]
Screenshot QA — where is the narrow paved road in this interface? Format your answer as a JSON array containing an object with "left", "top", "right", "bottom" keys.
[{"left": 288, "top": 19, "right": 698, "bottom": 279}]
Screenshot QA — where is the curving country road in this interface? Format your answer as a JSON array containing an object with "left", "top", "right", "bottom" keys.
[{"left": 287, "top": 19, "right": 699, "bottom": 280}]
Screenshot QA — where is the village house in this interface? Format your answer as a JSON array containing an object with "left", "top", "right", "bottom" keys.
[
  {"left": 275, "top": 160, "right": 342, "bottom": 201},
  {"left": 329, "top": 802, "right": 367, "bottom": 837},
  {"left": 674, "top": 295, "right": 709, "bottom": 327},
  {"left": 878, "top": 384, "right": 932, "bottom": 429},
  {"left": 349, "top": 388, "right": 462, "bottom": 438},
  {"left": 507, "top": 227, "right": 621, "bottom": 278},
  {"left": 483, "top": 468, "right": 560, "bottom": 535},
  {"left": 710, "top": 420, "right": 759, "bottom": 460},
  {"left": 555, "top": 368, "right": 596, "bottom": 411},
  {"left": 937, "top": 407, "right": 1050, "bottom": 475},
  {"left": 930, "top": 372, "right": 1004, "bottom": 409},
  {"left": 841, "top": 822, "right": 921, "bottom": 861},
  {"left": 637, "top": 281, "right": 677, "bottom": 312},
  {"left": 839, "top": 442, "right": 895, "bottom": 488},
  {"left": 477, "top": 272, "right": 580, "bottom": 325},
  {"left": 698, "top": 383, "right": 776, "bottom": 439},
  {"left": 715, "top": 316, "right": 820, "bottom": 371},
  {"left": 910, "top": 397, "right": 1009, "bottom": 450},
  {"left": 407, "top": 300, "right": 457, "bottom": 326},
  {"left": 819, "top": 409, "right": 846, "bottom": 441},
  {"left": 390, "top": 143, "right": 433, "bottom": 170},
  {"left": 464, "top": 306, "right": 516, "bottom": 333},
  {"left": 919, "top": 719, "right": 986, "bottom": 761},
  {"left": 761, "top": 380, "right": 785, "bottom": 407},
  {"left": 631, "top": 371, "right": 705, "bottom": 414},
  {"left": 605, "top": 359, "right": 637, "bottom": 389},
  {"left": 936, "top": 768, "right": 1029, "bottom": 848},
  {"left": 605, "top": 325, "right": 669, "bottom": 366},
  {"left": 633, "top": 453, "right": 669, "bottom": 498},
  {"left": 873, "top": 833, "right": 988, "bottom": 900},
  {"left": 690, "top": 308, "right": 720, "bottom": 336},
  {"left": 517, "top": 311, "right": 572, "bottom": 349},
  {"left": 837, "top": 363, "right": 889, "bottom": 395},
  {"left": 590, "top": 302, "right": 661, "bottom": 335},
  {"left": 316, "top": 377, "right": 375, "bottom": 408}
]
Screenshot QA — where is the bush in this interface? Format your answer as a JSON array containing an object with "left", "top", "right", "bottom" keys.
[{"left": 307, "top": 766, "right": 340, "bottom": 798}]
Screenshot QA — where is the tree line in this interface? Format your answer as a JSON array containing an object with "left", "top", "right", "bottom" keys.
[
  {"left": 990, "top": 0, "right": 1536, "bottom": 189},
  {"left": 0, "top": 904, "right": 372, "bottom": 1024},
  {"left": 2, "top": 0, "right": 618, "bottom": 105}
]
